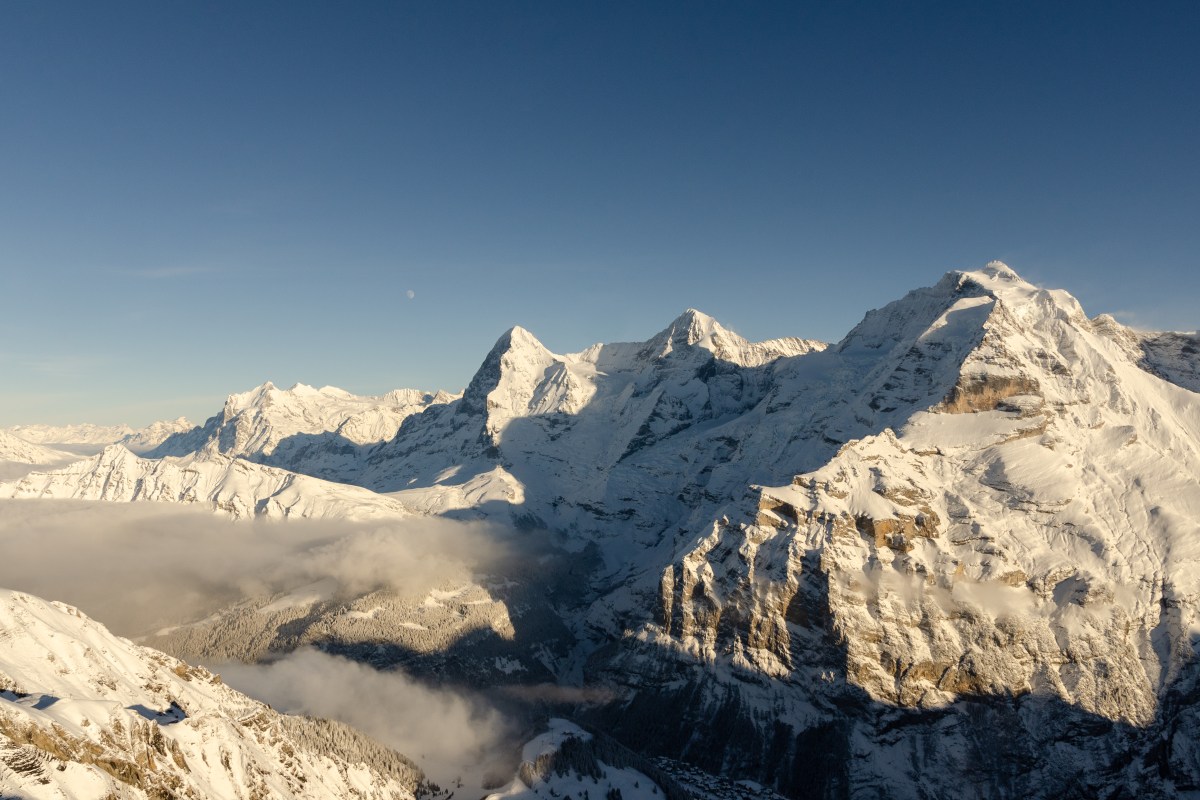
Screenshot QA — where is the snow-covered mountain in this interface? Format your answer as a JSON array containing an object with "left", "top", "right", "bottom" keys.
[
  {"left": 0, "top": 445, "right": 411, "bottom": 521},
  {"left": 580, "top": 263, "right": 1200, "bottom": 797},
  {"left": 118, "top": 415, "right": 195, "bottom": 453},
  {"left": 356, "top": 310, "right": 827, "bottom": 540},
  {"left": 328, "top": 262, "right": 1198, "bottom": 797},
  {"left": 0, "top": 431, "right": 77, "bottom": 483},
  {"left": 0, "top": 588, "right": 420, "bottom": 799},
  {"left": 148, "top": 382, "right": 457, "bottom": 481},
  {"left": 1091, "top": 313, "right": 1200, "bottom": 393},
  {"left": 6, "top": 262, "right": 1199, "bottom": 798}
]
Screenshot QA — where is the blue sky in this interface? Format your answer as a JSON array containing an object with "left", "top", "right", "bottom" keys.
[{"left": 2, "top": 1, "right": 1198, "bottom": 426}]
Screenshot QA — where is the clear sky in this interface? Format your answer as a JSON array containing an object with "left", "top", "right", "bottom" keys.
[{"left": 2, "top": 1, "right": 1198, "bottom": 426}]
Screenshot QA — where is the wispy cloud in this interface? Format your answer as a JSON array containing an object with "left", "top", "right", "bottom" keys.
[
  {"left": 117, "top": 266, "right": 218, "bottom": 280},
  {"left": 1110, "top": 309, "right": 1181, "bottom": 333},
  {"left": 0, "top": 352, "right": 115, "bottom": 377}
]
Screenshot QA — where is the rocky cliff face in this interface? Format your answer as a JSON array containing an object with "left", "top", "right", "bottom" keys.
[{"left": 585, "top": 263, "right": 1200, "bottom": 798}]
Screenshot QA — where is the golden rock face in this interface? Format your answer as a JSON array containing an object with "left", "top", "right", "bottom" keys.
[{"left": 940, "top": 374, "right": 1042, "bottom": 414}]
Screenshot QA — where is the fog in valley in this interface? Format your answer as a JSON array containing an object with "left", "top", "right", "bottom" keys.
[
  {"left": 0, "top": 499, "right": 510, "bottom": 635},
  {"left": 220, "top": 648, "right": 514, "bottom": 791},
  {"left": 0, "top": 498, "right": 525, "bottom": 787}
]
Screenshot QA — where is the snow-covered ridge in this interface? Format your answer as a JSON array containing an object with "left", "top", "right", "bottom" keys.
[
  {"left": 358, "top": 309, "right": 828, "bottom": 506},
  {"left": 0, "top": 445, "right": 411, "bottom": 521},
  {"left": 1089, "top": 313, "right": 1200, "bottom": 394},
  {"left": 631, "top": 308, "right": 825, "bottom": 367},
  {"left": 0, "top": 430, "right": 76, "bottom": 466},
  {"left": 0, "top": 588, "right": 419, "bottom": 799},
  {"left": 148, "top": 381, "right": 458, "bottom": 481},
  {"left": 119, "top": 415, "right": 195, "bottom": 452}
]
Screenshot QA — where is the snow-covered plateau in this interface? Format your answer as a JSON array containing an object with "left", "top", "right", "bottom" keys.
[{"left": 3, "top": 262, "right": 1199, "bottom": 799}]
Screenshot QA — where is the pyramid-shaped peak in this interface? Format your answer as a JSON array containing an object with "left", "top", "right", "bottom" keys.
[
  {"left": 656, "top": 308, "right": 732, "bottom": 348},
  {"left": 224, "top": 381, "right": 282, "bottom": 414},
  {"left": 96, "top": 443, "right": 138, "bottom": 464},
  {"left": 494, "top": 324, "right": 552, "bottom": 355},
  {"left": 458, "top": 324, "right": 556, "bottom": 417},
  {"left": 675, "top": 307, "right": 718, "bottom": 326},
  {"left": 673, "top": 308, "right": 721, "bottom": 330},
  {"left": 508, "top": 323, "right": 538, "bottom": 341}
]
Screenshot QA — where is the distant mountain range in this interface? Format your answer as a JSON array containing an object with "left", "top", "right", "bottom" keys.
[{"left": 2, "top": 417, "right": 195, "bottom": 454}]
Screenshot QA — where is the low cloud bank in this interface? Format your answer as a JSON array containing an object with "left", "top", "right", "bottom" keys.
[
  {"left": 0, "top": 499, "right": 509, "bottom": 636},
  {"left": 0, "top": 498, "right": 533, "bottom": 789},
  {"left": 220, "top": 649, "right": 514, "bottom": 789}
]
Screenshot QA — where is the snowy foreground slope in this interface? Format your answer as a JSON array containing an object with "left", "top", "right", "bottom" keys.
[
  {"left": 7, "top": 262, "right": 1200, "bottom": 798},
  {"left": 0, "top": 588, "right": 420, "bottom": 799}
]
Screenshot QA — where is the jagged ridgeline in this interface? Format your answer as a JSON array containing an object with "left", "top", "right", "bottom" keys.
[{"left": 3, "top": 262, "right": 1200, "bottom": 799}]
